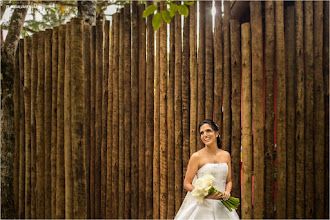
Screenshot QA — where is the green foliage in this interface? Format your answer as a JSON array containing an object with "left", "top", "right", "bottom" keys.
[{"left": 143, "top": 0, "right": 194, "bottom": 31}]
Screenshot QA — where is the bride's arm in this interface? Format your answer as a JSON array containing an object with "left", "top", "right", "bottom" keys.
[
  {"left": 183, "top": 153, "right": 199, "bottom": 192},
  {"left": 223, "top": 152, "right": 232, "bottom": 200}
]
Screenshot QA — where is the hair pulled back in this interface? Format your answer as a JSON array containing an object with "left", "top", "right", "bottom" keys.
[{"left": 198, "top": 119, "right": 222, "bottom": 149}]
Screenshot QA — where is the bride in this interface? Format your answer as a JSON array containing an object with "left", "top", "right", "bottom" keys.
[{"left": 174, "top": 119, "right": 239, "bottom": 219}]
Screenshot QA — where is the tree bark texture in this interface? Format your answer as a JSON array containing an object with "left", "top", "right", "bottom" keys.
[
  {"left": 205, "top": 1, "right": 213, "bottom": 120},
  {"left": 241, "top": 22, "right": 252, "bottom": 219},
  {"left": 77, "top": 0, "right": 96, "bottom": 25},
  {"left": 250, "top": 1, "right": 264, "bottom": 218}
]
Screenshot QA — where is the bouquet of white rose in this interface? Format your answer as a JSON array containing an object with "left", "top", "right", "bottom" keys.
[{"left": 191, "top": 174, "right": 240, "bottom": 212}]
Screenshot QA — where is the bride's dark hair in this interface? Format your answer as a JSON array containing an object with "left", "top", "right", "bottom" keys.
[{"left": 198, "top": 119, "right": 222, "bottom": 149}]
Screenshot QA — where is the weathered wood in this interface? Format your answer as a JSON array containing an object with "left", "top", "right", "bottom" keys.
[
  {"left": 160, "top": 2, "right": 168, "bottom": 218},
  {"left": 285, "top": 4, "right": 296, "bottom": 219},
  {"left": 222, "top": 1, "right": 231, "bottom": 152},
  {"left": 50, "top": 28, "right": 58, "bottom": 219},
  {"left": 189, "top": 3, "right": 197, "bottom": 156},
  {"left": 95, "top": 18, "right": 104, "bottom": 219},
  {"left": 153, "top": 6, "right": 160, "bottom": 218},
  {"left": 182, "top": 8, "right": 190, "bottom": 202},
  {"left": 56, "top": 26, "right": 65, "bottom": 219},
  {"left": 118, "top": 10, "right": 125, "bottom": 219},
  {"left": 83, "top": 24, "right": 92, "bottom": 220},
  {"left": 241, "top": 22, "right": 252, "bottom": 219},
  {"left": 197, "top": 1, "right": 205, "bottom": 150},
  {"left": 275, "top": 2, "right": 287, "bottom": 218},
  {"left": 314, "top": 2, "right": 325, "bottom": 218},
  {"left": 230, "top": 20, "right": 241, "bottom": 216},
  {"left": 18, "top": 39, "right": 25, "bottom": 219},
  {"left": 71, "top": 18, "right": 87, "bottom": 219},
  {"left": 213, "top": 0, "right": 223, "bottom": 137},
  {"left": 167, "top": 16, "right": 175, "bottom": 220},
  {"left": 30, "top": 34, "right": 37, "bottom": 219},
  {"left": 90, "top": 25, "right": 96, "bottom": 219},
  {"left": 145, "top": 2, "right": 154, "bottom": 219},
  {"left": 106, "top": 18, "right": 114, "bottom": 219},
  {"left": 64, "top": 23, "right": 73, "bottom": 219},
  {"left": 138, "top": 5, "right": 146, "bottom": 219},
  {"left": 44, "top": 29, "right": 52, "bottom": 219},
  {"left": 101, "top": 20, "right": 109, "bottom": 219},
  {"left": 131, "top": 2, "right": 139, "bottom": 218},
  {"left": 174, "top": 10, "right": 183, "bottom": 214},
  {"left": 250, "top": 1, "right": 264, "bottom": 218},
  {"left": 293, "top": 2, "right": 304, "bottom": 218},
  {"left": 264, "top": 2, "right": 275, "bottom": 218},
  {"left": 324, "top": 2, "right": 329, "bottom": 218},
  {"left": 205, "top": 1, "right": 213, "bottom": 119},
  {"left": 304, "top": 1, "right": 314, "bottom": 218},
  {"left": 111, "top": 13, "right": 120, "bottom": 219},
  {"left": 123, "top": 4, "right": 132, "bottom": 218},
  {"left": 24, "top": 36, "right": 31, "bottom": 219},
  {"left": 14, "top": 40, "right": 20, "bottom": 220}
]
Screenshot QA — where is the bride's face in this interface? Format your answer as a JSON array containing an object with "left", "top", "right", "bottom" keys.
[{"left": 199, "top": 124, "right": 218, "bottom": 146}]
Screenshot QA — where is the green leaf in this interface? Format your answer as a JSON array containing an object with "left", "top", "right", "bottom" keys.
[
  {"left": 162, "top": 10, "right": 171, "bottom": 24},
  {"left": 178, "top": 4, "right": 189, "bottom": 17},
  {"left": 152, "top": 12, "right": 162, "bottom": 31},
  {"left": 169, "top": 3, "right": 178, "bottom": 17},
  {"left": 184, "top": 1, "right": 194, "bottom": 6},
  {"left": 143, "top": 4, "right": 157, "bottom": 18}
]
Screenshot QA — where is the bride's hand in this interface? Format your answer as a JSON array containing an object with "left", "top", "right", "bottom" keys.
[
  {"left": 205, "top": 190, "right": 222, "bottom": 200},
  {"left": 221, "top": 191, "right": 231, "bottom": 201}
]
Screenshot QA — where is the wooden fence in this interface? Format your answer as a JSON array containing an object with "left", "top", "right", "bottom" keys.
[{"left": 13, "top": 1, "right": 329, "bottom": 219}]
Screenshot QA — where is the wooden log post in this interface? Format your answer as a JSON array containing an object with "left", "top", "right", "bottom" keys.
[
  {"left": 111, "top": 13, "right": 120, "bottom": 219},
  {"left": 83, "top": 24, "right": 92, "bottom": 220},
  {"left": 167, "top": 15, "right": 175, "bottom": 220},
  {"left": 250, "top": 1, "right": 264, "bottom": 218},
  {"left": 56, "top": 26, "right": 65, "bottom": 219},
  {"left": 222, "top": 1, "right": 231, "bottom": 153},
  {"left": 314, "top": 2, "right": 325, "bottom": 218},
  {"left": 138, "top": 5, "right": 146, "bottom": 219},
  {"left": 197, "top": 1, "right": 205, "bottom": 150},
  {"left": 205, "top": 1, "right": 213, "bottom": 119},
  {"left": 174, "top": 8, "right": 183, "bottom": 214},
  {"left": 124, "top": 4, "right": 132, "bottom": 219},
  {"left": 106, "top": 18, "right": 114, "bottom": 219},
  {"left": 14, "top": 39, "right": 20, "bottom": 220},
  {"left": 182, "top": 6, "right": 190, "bottom": 202},
  {"left": 160, "top": 2, "right": 168, "bottom": 218},
  {"left": 214, "top": 0, "right": 223, "bottom": 137},
  {"left": 24, "top": 36, "right": 32, "bottom": 219},
  {"left": 189, "top": 3, "right": 197, "bottom": 156},
  {"left": 71, "top": 18, "right": 87, "bottom": 219},
  {"left": 323, "top": 2, "right": 329, "bottom": 218},
  {"left": 118, "top": 11, "right": 125, "bottom": 218},
  {"left": 153, "top": 7, "right": 160, "bottom": 218},
  {"left": 64, "top": 22, "right": 72, "bottom": 219},
  {"left": 241, "top": 22, "right": 252, "bottom": 219},
  {"left": 101, "top": 19, "right": 110, "bottom": 220},
  {"left": 304, "top": 1, "right": 314, "bottom": 218},
  {"left": 285, "top": 5, "right": 296, "bottom": 219},
  {"left": 90, "top": 25, "right": 96, "bottom": 219},
  {"left": 51, "top": 28, "right": 58, "bottom": 219},
  {"left": 230, "top": 20, "right": 241, "bottom": 216},
  {"left": 145, "top": 2, "right": 154, "bottom": 219},
  {"left": 95, "top": 18, "right": 104, "bottom": 219},
  {"left": 294, "top": 2, "right": 304, "bottom": 218},
  {"left": 275, "top": 1, "right": 287, "bottom": 218},
  {"left": 264, "top": 2, "right": 275, "bottom": 218},
  {"left": 18, "top": 39, "right": 25, "bottom": 219},
  {"left": 265, "top": 1, "right": 275, "bottom": 218},
  {"left": 44, "top": 29, "right": 52, "bottom": 219},
  {"left": 131, "top": 2, "right": 139, "bottom": 218}
]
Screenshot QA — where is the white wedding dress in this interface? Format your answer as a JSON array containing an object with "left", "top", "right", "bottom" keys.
[{"left": 174, "top": 163, "right": 240, "bottom": 220}]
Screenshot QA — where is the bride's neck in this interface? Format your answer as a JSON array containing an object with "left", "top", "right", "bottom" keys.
[{"left": 205, "top": 143, "right": 218, "bottom": 153}]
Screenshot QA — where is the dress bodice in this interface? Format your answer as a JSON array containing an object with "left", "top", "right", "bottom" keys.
[{"left": 196, "top": 163, "right": 228, "bottom": 193}]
